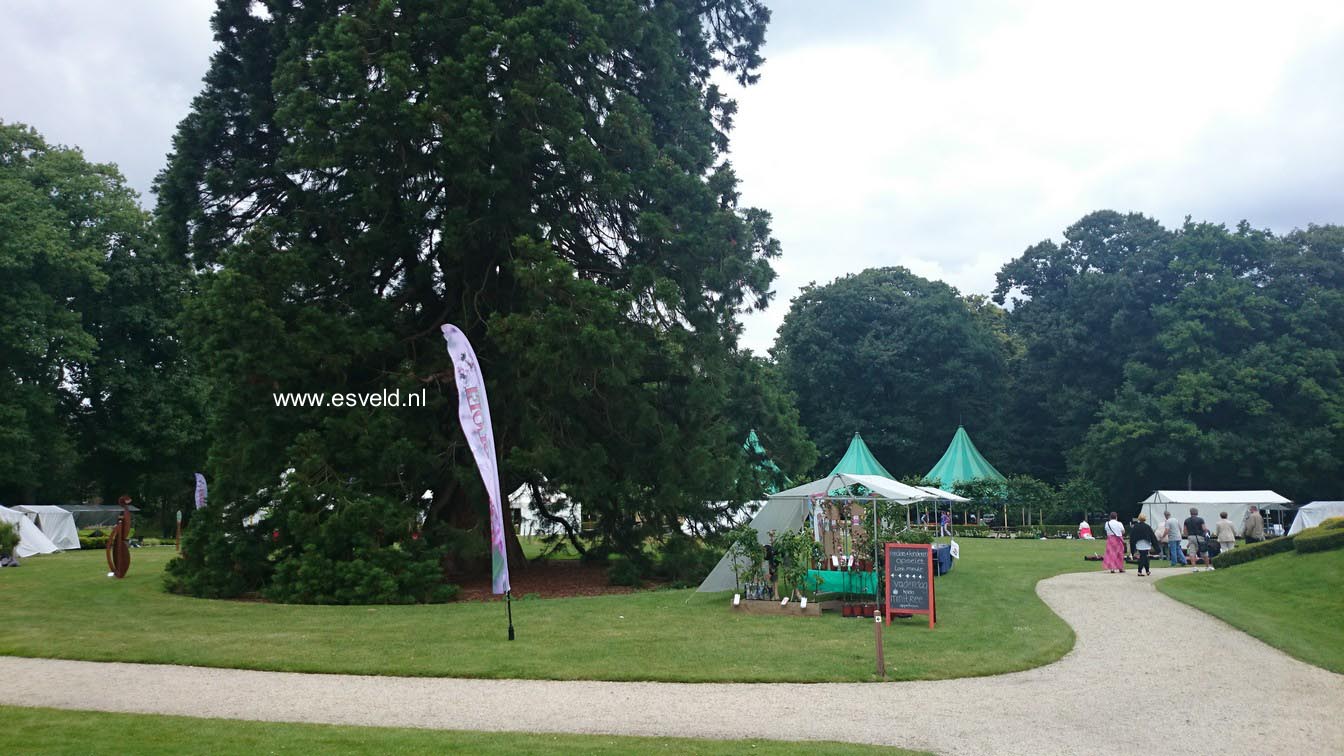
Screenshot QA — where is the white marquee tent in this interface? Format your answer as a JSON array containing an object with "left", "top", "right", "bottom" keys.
[
  {"left": 1139, "top": 490, "right": 1292, "bottom": 537},
  {"left": 13, "top": 505, "right": 81, "bottom": 550},
  {"left": 0, "top": 505, "right": 61, "bottom": 558},
  {"left": 1287, "top": 501, "right": 1344, "bottom": 536},
  {"left": 696, "top": 473, "right": 935, "bottom": 593}
]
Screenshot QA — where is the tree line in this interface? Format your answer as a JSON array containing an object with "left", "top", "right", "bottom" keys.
[{"left": 775, "top": 213, "right": 1344, "bottom": 511}]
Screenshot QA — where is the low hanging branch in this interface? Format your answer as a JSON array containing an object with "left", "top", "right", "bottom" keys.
[{"left": 528, "top": 481, "right": 587, "bottom": 557}]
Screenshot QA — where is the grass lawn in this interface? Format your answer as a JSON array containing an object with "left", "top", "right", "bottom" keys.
[
  {"left": 1, "top": 539, "right": 1102, "bottom": 683},
  {"left": 1158, "top": 547, "right": 1344, "bottom": 673},
  {"left": 0, "top": 706, "right": 925, "bottom": 755},
  {"left": 518, "top": 535, "right": 580, "bottom": 560}
]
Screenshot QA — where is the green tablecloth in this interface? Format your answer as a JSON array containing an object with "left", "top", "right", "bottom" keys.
[{"left": 806, "top": 569, "right": 877, "bottom": 595}]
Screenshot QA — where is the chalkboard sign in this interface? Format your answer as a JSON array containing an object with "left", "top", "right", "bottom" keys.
[{"left": 884, "top": 543, "right": 936, "bottom": 628}]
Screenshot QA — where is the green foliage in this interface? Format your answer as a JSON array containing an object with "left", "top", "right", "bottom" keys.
[
  {"left": 0, "top": 521, "right": 19, "bottom": 555},
  {"left": 0, "top": 122, "right": 200, "bottom": 512},
  {"left": 771, "top": 527, "right": 813, "bottom": 596},
  {"left": 164, "top": 495, "right": 273, "bottom": 599},
  {"left": 606, "top": 559, "right": 643, "bottom": 588},
  {"left": 999, "top": 216, "right": 1344, "bottom": 505},
  {"left": 724, "top": 523, "right": 766, "bottom": 588},
  {"left": 775, "top": 267, "right": 1010, "bottom": 475},
  {"left": 166, "top": 477, "right": 456, "bottom": 604},
  {"left": 1293, "top": 518, "right": 1344, "bottom": 554},
  {"left": 1055, "top": 477, "right": 1105, "bottom": 521},
  {"left": 1210, "top": 535, "right": 1297, "bottom": 568},
  {"left": 652, "top": 535, "right": 720, "bottom": 588}
]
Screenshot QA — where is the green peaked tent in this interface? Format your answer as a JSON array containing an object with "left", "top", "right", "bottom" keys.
[
  {"left": 743, "top": 429, "right": 788, "bottom": 494},
  {"left": 828, "top": 432, "right": 895, "bottom": 478},
  {"left": 926, "top": 425, "right": 1005, "bottom": 485}
]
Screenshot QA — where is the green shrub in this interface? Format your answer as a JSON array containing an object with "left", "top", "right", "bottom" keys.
[
  {"left": 0, "top": 521, "right": 19, "bottom": 556},
  {"left": 1294, "top": 518, "right": 1344, "bottom": 554},
  {"left": 653, "top": 536, "right": 717, "bottom": 588},
  {"left": 165, "top": 480, "right": 458, "bottom": 604},
  {"left": 80, "top": 536, "right": 109, "bottom": 550},
  {"left": 264, "top": 545, "right": 459, "bottom": 604},
  {"left": 1211, "top": 534, "right": 1296, "bottom": 568},
  {"left": 950, "top": 526, "right": 991, "bottom": 538},
  {"left": 607, "top": 559, "right": 643, "bottom": 587}
]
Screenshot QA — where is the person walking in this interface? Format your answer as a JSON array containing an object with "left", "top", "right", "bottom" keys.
[
  {"left": 1130, "top": 514, "right": 1157, "bottom": 576},
  {"left": 1102, "top": 512, "right": 1126, "bottom": 573},
  {"left": 1242, "top": 506, "right": 1265, "bottom": 544},
  {"left": 1215, "top": 512, "right": 1237, "bottom": 555},
  {"left": 939, "top": 511, "right": 952, "bottom": 537},
  {"left": 1163, "top": 510, "right": 1186, "bottom": 566},
  {"left": 1183, "top": 508, "right": 1213, "bottom": 572}
]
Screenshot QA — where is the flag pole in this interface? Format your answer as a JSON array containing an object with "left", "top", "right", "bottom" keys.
[{"left": 507, "top": 590, "right": 515, "bottom": 640}]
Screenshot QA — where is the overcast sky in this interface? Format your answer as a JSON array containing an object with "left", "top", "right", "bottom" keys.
[{"left": 4, "top": 1, "right": 1342, "bottom": 353}]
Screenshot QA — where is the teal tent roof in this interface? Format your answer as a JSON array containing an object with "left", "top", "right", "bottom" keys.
[
  {"left": 926, "top": 425, "right": 1005, "bottom": 485},
  {"left": 744, "top": 429, "right": 788, "bottom": 494},
  {"left": 828, "top": 432, "right": 895, "bottom": 479}
]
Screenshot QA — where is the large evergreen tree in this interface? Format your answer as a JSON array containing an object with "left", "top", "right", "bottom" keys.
[
  {"left": 773, "top": 267, "right": 1010, "bottom": 475},
  {"left": 159, "top": 0, "right": 802, "bottom": 598}
]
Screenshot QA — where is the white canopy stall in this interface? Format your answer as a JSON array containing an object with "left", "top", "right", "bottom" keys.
[
  {"left": 0, "top": 505, "right": 61, "bottom": 558},
  {"left": 13, "top": 505, "right": 81, "bottom": 550},
  {"left": 1287, "top": 501, "right": 1344, "bottom": 536},
  {"left": 1139, "top": 490, "right": 1292, "bottom": 537},
  {"left": 696, "top": 473, "right": 934, "bottom": 592}
]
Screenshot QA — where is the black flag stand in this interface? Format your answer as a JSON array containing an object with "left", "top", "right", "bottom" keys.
[{"left": 507, "top": 590, "right": 515, "bottom": 640}]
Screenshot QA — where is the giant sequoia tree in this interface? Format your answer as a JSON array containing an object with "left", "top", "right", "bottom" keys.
[
  {"left": 773, "top": 267, "right": 1010, "bottom": 475},
  {"left": 159, "top": 0, "right": 803, "bottom": 600}
]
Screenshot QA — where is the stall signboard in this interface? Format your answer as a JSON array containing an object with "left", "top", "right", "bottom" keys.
[{"left": 884, "top": 543, "right": 936, "bottom": 628}]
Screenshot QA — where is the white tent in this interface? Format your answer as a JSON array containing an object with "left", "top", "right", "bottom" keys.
[
  {"left": 508, "top": 485, "right": 582, "bottom": 538},
  {"left": 13, "top": 505, "right": 81, "bottom": 550},
  {"left": 0, "top": 505, "right": 61, "bottom": 558},
  {"left": 1139, "top": 490, "right": 1291, "bottom": 537},
  {"left": 916, "top": 486, "right": 970, "bottom": 502},
  {"left": 1287, "top": 501, "right": 1344, "bottom": 536},
  {"left": 696, "top": 473, "right": 933, "bottom": 592}
]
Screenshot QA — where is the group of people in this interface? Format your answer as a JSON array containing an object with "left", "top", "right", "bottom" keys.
[{"left": 1101, "top": 505, "right": 1267, "bottom": 575}]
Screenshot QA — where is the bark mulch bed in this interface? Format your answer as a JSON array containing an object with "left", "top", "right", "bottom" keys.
[{"left": 454, "top": 560, "right": 664, "bottom": 602}]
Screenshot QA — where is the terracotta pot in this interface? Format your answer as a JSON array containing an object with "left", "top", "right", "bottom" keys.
[{"left": 842, "top": 603, "right": 853, "bottom": 618}]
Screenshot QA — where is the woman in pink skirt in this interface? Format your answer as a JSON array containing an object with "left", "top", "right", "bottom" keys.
[{"left": 1102, "top": 512, "right": 1126, "bottom": 573}]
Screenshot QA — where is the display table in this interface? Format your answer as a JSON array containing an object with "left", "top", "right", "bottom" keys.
[
  {"left": 932, "top": 544, "right": 953, "bottom": 575},
  {"left": 810, "top": 547, "right": 952, "bottom": 594}
]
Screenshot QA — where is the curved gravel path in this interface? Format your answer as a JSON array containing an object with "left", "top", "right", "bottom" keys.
[{"left": 3, "top": 568, "right": 1342, "bottom": 755}]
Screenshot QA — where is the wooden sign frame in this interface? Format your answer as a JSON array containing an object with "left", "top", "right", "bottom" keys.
[{"left": 884, "top": 543, "right": 936, "bottom": 629}]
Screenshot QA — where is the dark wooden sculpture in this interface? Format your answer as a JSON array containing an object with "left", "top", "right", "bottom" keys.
[{"left": 106, "top": 495, "right": 132, "bottom": 579}]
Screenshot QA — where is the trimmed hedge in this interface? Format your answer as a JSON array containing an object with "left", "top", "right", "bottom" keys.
[
  {"left": 1294, "top": 517, "right": 1344, "bottom": 554},
  {"left": 1210, "top": 535, "right": 1296, "bottom": 568}
]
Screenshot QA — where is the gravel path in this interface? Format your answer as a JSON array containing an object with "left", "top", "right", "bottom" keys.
[{"left": 3, "top": 568, "right": 1341, "bottom": 755}]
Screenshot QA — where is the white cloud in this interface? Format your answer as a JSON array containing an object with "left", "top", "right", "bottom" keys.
[{"left": 731, "top": 0, "right": 1344, "bottom": 352}]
